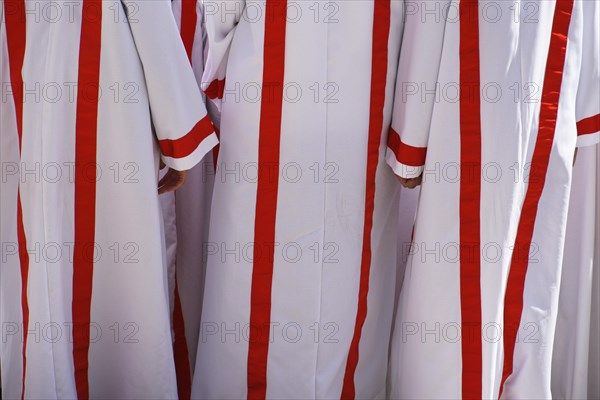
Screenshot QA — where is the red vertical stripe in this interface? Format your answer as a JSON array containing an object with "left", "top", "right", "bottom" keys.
[
  {"left": 204, "top": 79, "right": 226, "bottom": 100},
  {"left": 500, "top": 1, "right": 574, "bottom": 396},
  {"left": 212, "top": 127, "right": 221, "bottom": 170},
  {"left": 246, "top": 1, "right": 287, "bottom": 398},
  {"left": 180, "top": 0, "right": 198, "bottom": 62},
  {"left": 4, "top": 4, "right": 25, "bottom": 147},
  {"left": 174, "top": 5, "right": 201, "bottom": 396},
  {"left": 458, "top": 1, "right": 483, "bottom": 398},
  {"left": 340, "top": 1, "right": 391, "bottom": 398},
  {"left": 173, "top": 277, "right": 192, "bottom": 400},
  {"left": 15, "top": 202, "right": 29, "bottom": 400},
  {"left": 72, "top": 1, "right": 102, "bottom": 398},
  {"left": 5, "top": 2, "right": 29, "bottom": 397}
]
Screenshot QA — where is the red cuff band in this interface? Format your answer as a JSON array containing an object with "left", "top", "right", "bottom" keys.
[
  {"left": 577, "top": 113, "right": 600, "bottom": 136},
  {"left": 159, "top": 115, "right": 214, "bottom": 159},
  {"left": 387, "top": 128, "right": 427, "bottom": 166}
]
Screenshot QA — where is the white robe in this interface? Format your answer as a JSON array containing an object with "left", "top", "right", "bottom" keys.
[
  {"left": 551, "top": 143, "right": 600, "bottom": 400},
  {"left": 160, "top": 0, "right": 220, "bottom": 397},
  {"left": 387, "top": 0, "right": 599, "bottom": 398},
  {"left": 191, "top": 0, "right": 405, "bottom": 398},
  {"left": 0, "top": 0, "right": 217, "bottom": 398}
]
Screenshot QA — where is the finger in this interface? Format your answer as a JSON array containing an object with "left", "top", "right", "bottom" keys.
[
  {"left": 158, "top": 171, "right": 177, "bottom": 194},
  {"left": 159, "top": 159, "right": 166, "bottom": 170},
  {"left": 158, "top": 175, "right": 178, "bottom": 194},
  {"left": 405, "top": 180, "right": 417, "bottom": 189},
  {"left": 409, "top": 175, "right": 423, "bottom": 188},
  {"left": 160, "top": 176, "right": 185, "bottom": 194},
  {"left": 406, "top": 175, "right": 423, "bottom": 189},
  {"left": 397, "top": 176, "right": 415, "bottom": 189},
  {"left": 159, "top": 170, "right": 188, "bottom": 194},
  {"left": 158, "top": 169, "right": 174, "bottom": 188},
  {"left": 158, "top": 169, "right": 180, "bottom": 194},
  {"left": 171, "top": 170, "right": 186, "bottom": 188}
]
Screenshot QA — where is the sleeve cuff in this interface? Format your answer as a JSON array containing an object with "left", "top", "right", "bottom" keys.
[
  {"left": 577, "top": 131, "right": 600, "bottom": 147},
  {"left": 576, "top": 114, "right": 600, "bottom": 147},
  {"left": 386, "top": 149, "right": 424, "bottom": 179},
  {"left": 386, "top": 128, "right": 427, "bottom": 178},
  {"left": 159, "top": 115, "right": 218, "bottom": 170}
]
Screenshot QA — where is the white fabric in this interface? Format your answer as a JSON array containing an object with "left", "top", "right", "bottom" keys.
[
  {"left": 159, "top": 0, "right": 219, "bottom": 385},
  {"left": 0, "top": 1, "right": 216, "bottom": 398},
  {"left": 551, "top": 144, "right": 600, "bottom": 400},
  {"left": 192, "top": 1, "right": 405, "bottom": 398},
  {"left": 388, "top": 1, "right": 598, "bottom": 399}
]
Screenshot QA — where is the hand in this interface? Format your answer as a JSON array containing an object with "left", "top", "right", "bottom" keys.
[
  {"left": 397, "top": 174, "right": 422, "bottom": 189},
  {"left": 158, "top": 168, "right": 189, "bottom": 194}
]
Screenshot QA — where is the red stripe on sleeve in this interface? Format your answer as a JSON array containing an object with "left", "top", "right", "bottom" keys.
[
  {"left": 577, "top": 113, "right": 600, "bottom": 136},
  {"left": 500, "top": 0, "right": 575, "bottom": 397},
  {"left": 387, "top": 128, "right": 427, "bottom": 166},
  {"left": 341, "top": 1, "right": 391, "bottom": 398},
  {"left": 158, "top": 115, "right": 215, "bottom": 159}
]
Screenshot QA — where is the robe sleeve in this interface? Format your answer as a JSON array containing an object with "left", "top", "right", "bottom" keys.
[
  {"left": 122, "top": 0, "right": 218, "bottom": 171},
  {"left": 575, "top": 0, "right": 600, "bottom": 147},
  {"left": 200, "top": 0, "right": 245, "bottom": 111},
  {"left": 386, "top": 0, "right": 451, "bottom": 179}
]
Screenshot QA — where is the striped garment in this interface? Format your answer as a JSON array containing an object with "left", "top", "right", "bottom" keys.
[
  {"left": 192, "top": 0, "right": 405, "bottom": 398},
  {"left": 1, "top": 0, "right": 216, "bottom": 397},
  {"left": 387, "top": 0, "right": 599, "bottom": 398}
]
